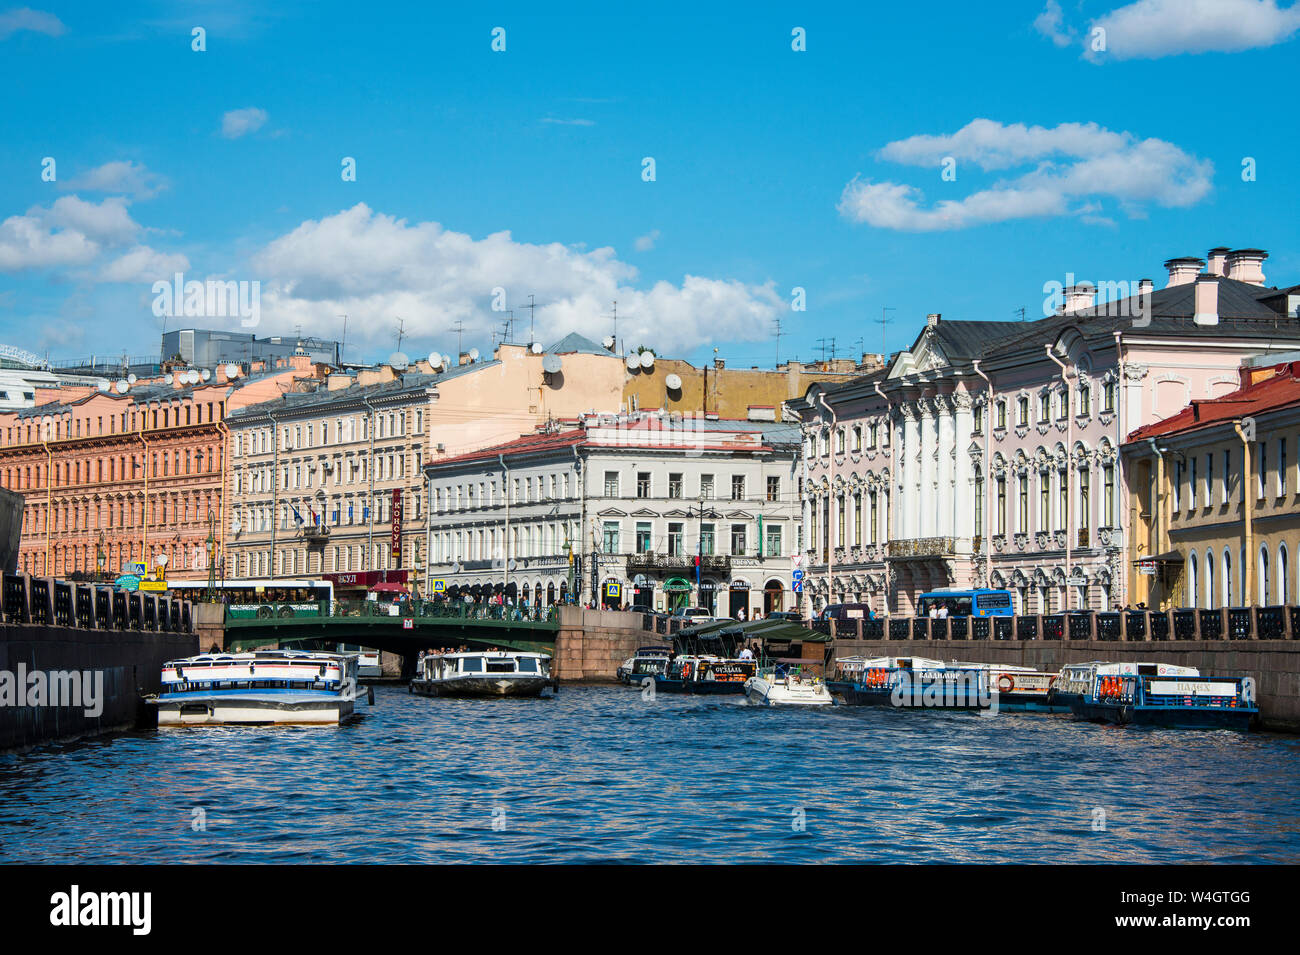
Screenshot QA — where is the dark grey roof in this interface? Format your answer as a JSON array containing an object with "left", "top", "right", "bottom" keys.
[
  {"left": 546, "top": 332, "right": 609, "bottom": 355},
  {"left": 227, "top": 366, "right": 474, "bottom": 421}
]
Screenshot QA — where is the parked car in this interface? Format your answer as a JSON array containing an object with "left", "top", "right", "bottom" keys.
[
  {"left": 765, "top": 610, "right": 804, "bottom": 622},
  {"left": 671, "top": 606, "right": 715, "bottom": 624},
  {"left": 817, "top": 603, "right": 875, "bottom": 623}
]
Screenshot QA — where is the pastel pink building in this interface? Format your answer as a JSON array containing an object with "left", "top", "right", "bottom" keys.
[{"left": 793, "top": 247, "right": 1300, "bottom": 615}]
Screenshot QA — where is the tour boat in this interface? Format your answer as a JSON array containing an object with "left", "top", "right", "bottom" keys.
[
  {"left": 827, "top": 656, "right": 949, "bottom": 706},
  {"left": 409, "top": 650, "right": 557, "bottom": 698},
  {"left": 1069, "top": 670, "right": 1257, "bottom": 730},
  {"left": 744, "top": 663, "right": 834, "bottom": 706},
  {"left": 654, "top": 654, "right": 756, "bottom": 694},
  {"left": 617, "top": 646, "right": 672, "bottom": 685},
  {"left": 1048, "top": 661, "right": 1200, "bottom": 711},
  {"left": 154, "top": 650, "right": 367, "bottom": 726},
  {"left": 952, "top": 662, "right": 1065, "bottom": 712}
]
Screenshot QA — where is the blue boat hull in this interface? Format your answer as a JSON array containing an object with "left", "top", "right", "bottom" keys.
[
  {"left": 1070, "top": 701, "right": 1255, "bottom": 730},
  {"left": 654, "top": 677, "right": 746, "bottom": 695}
]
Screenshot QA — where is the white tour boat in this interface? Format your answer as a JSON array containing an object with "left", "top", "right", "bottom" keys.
[
  {"left": 410, "top": 650, "right": 557, "bottom": 698},
  {"left": 154, "top": 650, "right": 367, "bottom": 726},
  {"left": 744, "top": 661, "right": 834, "bottom": 706}
]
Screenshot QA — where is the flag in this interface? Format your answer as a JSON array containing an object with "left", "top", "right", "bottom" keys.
[
  {"left": 348, "top": 504, "right": 354, "bottom": 522},
  {"left": 291, "top": 505, "right": 304, "bottom": 526}
]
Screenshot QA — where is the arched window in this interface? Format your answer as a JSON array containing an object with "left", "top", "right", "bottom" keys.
[
  {"left": 1205, "top": 549, "right": 1215, "bottom": 609},
  {"left": 1279, "top": 544, "right": 1290, "bottom": 605},
  {"left": 1259, "top": 545, "right": 1271, "bottom": 606},
  {"left": 1223, "top": 549, "right": 1232, "bottom": 608},
  {"left": 1187, "top": 553, "right": 1198, "bottom": 609}
]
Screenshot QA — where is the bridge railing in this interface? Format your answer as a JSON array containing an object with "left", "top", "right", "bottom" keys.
[
  {"left": 224, "top": 598, "right": 560, "bottom": 625},
  {"left": 0, "top": 573, "right": 195, "bottom": 634},
  {"left": 828, "top": 605, "right": 1300, "bottom": 642}
]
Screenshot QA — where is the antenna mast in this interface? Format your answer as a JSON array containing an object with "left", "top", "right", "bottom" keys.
[{"left": 877, "top": 306, "right": 896, "bottom": 360}]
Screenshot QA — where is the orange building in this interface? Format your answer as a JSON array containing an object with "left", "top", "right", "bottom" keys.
[{"left": 0, "top": 359, "right": 317, "bottom": 581}]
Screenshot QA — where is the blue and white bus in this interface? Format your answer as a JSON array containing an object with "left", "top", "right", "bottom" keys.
[{"left": 917, "top": 589, "right": 1014, "bottom": 618}]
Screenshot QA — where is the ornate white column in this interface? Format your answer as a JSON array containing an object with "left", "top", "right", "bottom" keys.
[
  {"left": 919, "top": 398, "right": 937, "bottom": 539},
  {"left": 901, "top": 404, "right": 920, "bottom": 540},
  {"left": 936, "top": 395, "right": 956, "bottom": 539},
  {"left": 952, "top": 392, "right": 973, "bottom": 539}
]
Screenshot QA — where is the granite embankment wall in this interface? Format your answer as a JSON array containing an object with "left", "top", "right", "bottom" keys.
[
  {"left": 1, "top": 624, "right": 197, "bottom": 751},
  {"left": 554, "top": 607, "right": 665, "bottom": 681}
]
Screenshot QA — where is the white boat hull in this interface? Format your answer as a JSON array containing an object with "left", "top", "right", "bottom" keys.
[
  {"left": 157, "top": 695, "right": 355, "bottom": 726},
  {"left": 744, "top": 676, "right": 834, "bottom": 706},
  {"left": 410, "top": 675, "right": 555, "bottom": 698}
]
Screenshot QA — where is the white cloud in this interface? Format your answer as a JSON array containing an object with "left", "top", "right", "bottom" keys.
[
  {"left": 839, "top": 119, "right": 1212, "bottom": 232},
  {"left": 634, "top": 229, "right": 660, "bottom": 252},
  {"left": 221, "top": 107, "right": 268, "bottom": 139},
  {"left": 98, "top": 245, "right": 190, "bottom": 283},
  {"left": 1087, "top": 0, "right": 1300, "bottom": 60},
  {"left": 0, "top": 7, "right": 64, "bottom": 39},
  {"left": 250, "top": 203, "right": 782, "bottom": 354},
  {"left": 0, "top": 196, "right": 146, "bottom": 271},
  {"left": 1034, "top": 0, "right": 1075, "bottom": 47},
  {"left": 64, "top": 160, "right": 167, "bottom": 199}
]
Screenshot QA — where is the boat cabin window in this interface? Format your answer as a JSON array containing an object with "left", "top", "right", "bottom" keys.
[
  {"left": 486, "top": 657, "right": 516, "bottom": 673},
  {"left": 460, "top": 657, "right": 484, "bottom": 673},
  {"left": 516, "top": 657, "right": 539, "bottom": 673}
]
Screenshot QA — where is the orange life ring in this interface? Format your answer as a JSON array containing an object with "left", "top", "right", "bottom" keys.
[{"left": 997, "top": 674, "right": 1015, "bottom": 693}]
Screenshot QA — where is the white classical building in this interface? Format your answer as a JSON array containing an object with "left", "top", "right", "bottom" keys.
[{"left": 423, "top": 411, "right": 802, "bottom": 615}]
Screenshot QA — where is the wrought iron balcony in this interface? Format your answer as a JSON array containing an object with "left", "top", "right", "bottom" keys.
[
  {"left": 886, "top": 537, "right": 957, "bottom": 559},
  {"left": 624, "top": 552, "right": 731, "bottom": 576},
  {"left": 303, "top": 524, "right": 330, "bottom": 542}
]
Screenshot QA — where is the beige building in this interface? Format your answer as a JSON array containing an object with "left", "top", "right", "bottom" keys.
[{"left": 1124, "top": 358, "right": 1300, "bottom": 610}]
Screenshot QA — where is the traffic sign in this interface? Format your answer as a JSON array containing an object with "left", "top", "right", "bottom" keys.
[
  {"left": 792, "top": 579, "right": 803, "bottom": 593},
  {"left": 605, "top": 582, "right": 621, "bottom": 598},
  {"left": 791, "top": 568, "right": 804, "bottom": 581},
  {"left": 403, "top": 618, "right": 414, "bottom": 629},
  {"left": 433, "top": 579, "right": 446, "bottom": 593}
]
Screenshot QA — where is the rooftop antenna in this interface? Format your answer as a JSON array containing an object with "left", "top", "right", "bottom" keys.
[
  {"left": 816, "top": 337, "right": 836, "bottom": 363},
  {"left": 339, "top": 314, "right": 348, "bottom": 364},
  {"left": 524, "top": 294, "right": 541, "bottom": 344},
  {"left": 773, "top": 316, "right": 783, "bottom": 367},
  {"left": 395, "top": 316, "right": 406, "bottom": 352},
  {"left": 609, "top": 300, "right": 619, "bottom": 355},
  {"left": 453, "top": 320, "right": 465, "bottom": 358},
  {"left": 1014, "top": 306, "right": 1026, "bottom": 322},
  {"left": 877, "top": 306, "right": 896, "bottom": 360}
]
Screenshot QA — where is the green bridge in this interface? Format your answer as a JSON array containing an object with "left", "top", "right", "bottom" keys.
[{"left": 221, "top": 600, "right": 560, "bottom": 657}]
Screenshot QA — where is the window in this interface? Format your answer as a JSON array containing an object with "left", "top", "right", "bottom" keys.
[
  {"left": 974, "top": 466, "right": 984, "bottom": 538},
  {"left": 604, "top": 471, "right": 620, "bottom": 497},
  {"left": 730, "top": 523, "right": 747, "bottom": 555},
  {"left": 668, "top": 522, "right": 684, "bottom": 556},
  {"left": 1039, "top": 394, "right": 1050, "bottom": 424},
  {"left": 996, "top": 400, "right": 1007, "bottom": 430},
  {"left": 1039, "top": 472, "right": 1050, "bottom": 532},
  {"left": 852, "top": 426, "right": 862, "bottom": 452},
  {"left": 1190, "top": 455, "right": 1198, "bottom": 510},
  {"left": 765, "top": 523, "right": 782, "bottom": 557},
  {"left": 1079, "top": 468, "right": 1089, "bottom": 529},
  {"left": 1103, "top": 379, "right": 1116, "bottom": 413},
  {"left": 836, "top": 429, "right": 846, "bottom": 454},
  {"left": 1205, "top": 452, "right": 1214, "bottom": 507},
  {"left": 731, "top": 475, "right": 745, "bottom": 500},
  {"left": 1223, "top": 449, "right": 1232, "bottom": 503},
  {"left": 1058, "top": 470, "right": 1067, "bottom": 531},
  {"left": 1018, "top": 475, "right": 1029, "bottom": 532},
  {"left": 973, "top": 403, "right": 984, "bottom": 434},
  {"left": 1279, "top": 438, "right": 1288, "bottom": 496},
  {"left": 636, "top": 521, "right": 652, "bottom": 552},
  {"left": 869, "top": 490, "right": 879, "bottom": 543},
  {"left": 700, "top": 523, "right": 715, "bottom": 556},
  {"left": 1257, "top": 442, "right": 1267, "bottom": 500},
  {"left": 602, "top": 521, "right": 620, "bottom": 554},
  {"left": 1173, "top": 459, "right": 1183, "bottom": 511},
  {"left": 1078, "top": 382, "right": 1090, "bottom": 416},
  {"left": 869, "top": 422, "right": 879, "bottom": 448},
  {"left": 1017, "top": 397, "right": 1029, "bottom": 427},
  {"left": 637, "top": 472, "right": 651, "bottom": 498},
  {"left": 766, "top": 476, "right": 780, "bottom": 502},
  {"left": 668, "top": 473, "right": 682, "bottom": 499},
  {"left": 700, "top": 474, "right": 715, "bottom": 499}
]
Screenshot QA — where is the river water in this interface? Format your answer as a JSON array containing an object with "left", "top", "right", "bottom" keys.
[{"left": 2, "top": 684, "right": 1298, "bottom": 864}]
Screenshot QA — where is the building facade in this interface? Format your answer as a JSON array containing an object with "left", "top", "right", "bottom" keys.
[
  {"left": 0, "top": 361, "right": 308, "bottom": 581},
  {"left": 1124, "top": 358, "right": 1300, "bottom": 610},
  {"left": 792, "top": 247, "right": 1300, "bottom": 616},
  {"left": 423, "top": 412, "right": 801, "bottom": 616}
]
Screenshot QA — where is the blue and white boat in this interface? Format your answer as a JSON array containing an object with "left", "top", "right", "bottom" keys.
[
  {"left": 1048, "top": 661, "right": 1200, "bottom": 711},
  {"left": 1070, "top": 670, "right": 1257, "bottom": 730},
  {"left": 155, "top": 650, "right": 366, "bottom": 726},
  {"left": 828, "top": 656, "right": 989, "bottom": 709},
  {"left": 617, "top": 646, "right": 672, "bottom": 685}
]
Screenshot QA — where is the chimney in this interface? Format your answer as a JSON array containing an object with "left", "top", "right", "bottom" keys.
[
  {"left": 1193, "top": 275, "right": 1219, "bottom": 326},
  {"left": 1206, "top": 247, "right": 1230, "bottom": 276},
  {"left": 1225, "top": 248, "right": 1268, "bottom": 285},
  {"left": 1163, "top": 257, "right": 1204, "bottom": 288},
  {"left": 1138, "top": 278, "right": 1154, "bottom": 299},
  {"left": 1063, "top": 282, "right": 1097, "bottom": 315},
  {"left": 926, "top": 313, "right": 941, "bottom": 327}
]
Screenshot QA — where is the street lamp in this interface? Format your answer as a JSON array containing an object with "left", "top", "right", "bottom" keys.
[
  {"left": 205, "top": 508, "right": 217, "bottom": 602},
  {"left": 96, "top": 531, "right": 106, "bottom": 581},
  {"left": 685, "top": 496, "right": 720, "bottom": 612}
]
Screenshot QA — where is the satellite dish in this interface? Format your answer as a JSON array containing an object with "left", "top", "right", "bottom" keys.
[
  {"left": 626, "top": 353, "right": 639, "bottom": 371},
  {"left": 639, "top": 350, "right": 655, "bottom": 369},
  {"left": 201, "top": 368, "right": 211, "bottom": 381},
  {"left": 602, "top": 335, "right": 616, "bottom": 350},
  {"left": 96, "top": 379, "right": 110, "bottom": 392},
  {"left": 225, "top": 363, "right": 241, "bottom": 378},
  {"left": 530, "top": 342, "right": 543, "bottom": 354},
  {"left": 428, "top": 351, "right": 443, "bottom": 369},
  {"left": 126, "top": 373, "right": 137, "bottom": 384},
  {"left": 665, "top": 373, "right": 683, "bottom": 390},
  {"left": 468, "top": 348, "right": 480, "bottom": 361},
  {"left": 389, "top": 351, "right": 410, "bottom": 371},
  {"left": 164, "top": 373, "right": 174, "bottom": 384},
  {"left": 114, "top": 380, "right": 129, "bottom": 393},
  {"left": 542, "top": 354, "right": 563, "bottom": 375}
]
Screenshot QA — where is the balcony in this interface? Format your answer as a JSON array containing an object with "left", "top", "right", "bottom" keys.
[
  {"left": 886, "top": 537, "right": 957, "bottom": 559},
  {"left": 303, "top": 524, "right": 330, "bottom": 543},
  {"left": 624, "top": 552, "right": 731, "bottom": 576},
  {"left": 1077, "top": 527, "right": 1090, "bottom": 548}
]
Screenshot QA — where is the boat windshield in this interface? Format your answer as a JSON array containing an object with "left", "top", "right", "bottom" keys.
[{"left": 516, "top": 657, "right": 539, "bottom": 673}]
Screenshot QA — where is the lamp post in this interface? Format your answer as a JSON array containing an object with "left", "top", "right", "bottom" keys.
[
  {"left": 205, "top": 508, "right": 217, "bottom": 602},
  {"left": 96, "top": 532, "right": 106, "bottom": 582},
  {"left": 686, "top": 496, "right": 719, "bottom": 613}
]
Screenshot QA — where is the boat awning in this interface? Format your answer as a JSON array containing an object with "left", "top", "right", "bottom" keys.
[{"left": 728, "top": 619, "right": 832, "bottom": 644}]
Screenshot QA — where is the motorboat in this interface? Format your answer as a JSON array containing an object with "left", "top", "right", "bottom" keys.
[
  {"left": 410, "top": 650, "right": 557, "bottom": 697},
  {"left": 617, "top": 646, "right": 672, "bottom": 685},
  {"left": 744, "top": 660, "right": 833, "bottom": 706}
]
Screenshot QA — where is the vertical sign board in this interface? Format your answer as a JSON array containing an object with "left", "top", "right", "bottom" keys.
[{"left": 391, "top": 488, "right": 403, "bottom": 562}]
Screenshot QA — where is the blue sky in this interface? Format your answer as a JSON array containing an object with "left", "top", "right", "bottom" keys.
[{"left": 2, "top": 0, "right": 1299, "bottom": 368}]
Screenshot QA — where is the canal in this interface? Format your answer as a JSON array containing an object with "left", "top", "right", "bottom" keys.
[{"left": 2, "top": 685, "right": 1298, "bottom": 863}]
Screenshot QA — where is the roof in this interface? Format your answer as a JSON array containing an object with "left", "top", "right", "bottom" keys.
[
  {"left": 546, "top": 332, "right": 610, "bottom": 356},
  {"left": 1126, "top": 361, "right": 1300, "bottom": 443},
  {"left": 227, "top": 366, "right": 473, "bottom": 421},
  {"left": 431, "top": 428, "right": 587, "bottom": 467}
]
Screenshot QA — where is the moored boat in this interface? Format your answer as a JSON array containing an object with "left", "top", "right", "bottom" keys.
[
  {"left": 154, "top": 650, "right": 365, "bottom": 726},
  {"left": 1070, "top": 671, "right": 1257, "bottom": 730},
  {"left": 410, "top": 650, "right": 557, "bottom": 698},
  {"left": 655, "top": 654, "right": 756, "bottom": 694},
  {"left": 744, "top": 661, "right": 833, "bottom": 706},
  {"left": 1048, "top": 661, "right": 1200, "bottom": 711},
  {"left": 617, "top": 646, "right": 672, "bottom": 685}
]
